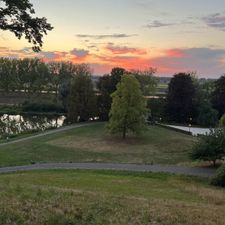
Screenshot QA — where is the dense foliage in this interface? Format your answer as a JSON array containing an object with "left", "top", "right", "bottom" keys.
[
  {"left": 211, "top": 164, "right": 225, "bottom": 187},
  {"left": 191, "top": 129, "right": 225, "bottom": 166},
  {"left": 67, "top": 65, "right": 96, "bottom": 122},
  {"left": 97, "top": 67, "right": 157, "bottom": 121},
  {"left": 165, "top": 73, "right": 196, "bottom": 123},
  {"left": 212, "top": 76, "right": 225, "bottom": 118},
  {"left": 0, "top": 0, "right": 53, "bottom": 51}
]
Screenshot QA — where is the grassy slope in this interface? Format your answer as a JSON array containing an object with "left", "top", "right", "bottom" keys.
[
  {"left": 0, "top": 124, "right": 194, "bottom": 167},
  {"left": 0, "top": 170, "right": 224, "bottom": 225}
]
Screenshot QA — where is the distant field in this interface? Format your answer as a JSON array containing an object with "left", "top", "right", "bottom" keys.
[
  {"left": 0, "top": 123, "right": 194, "bottom": 167},
  {"left": 0, "top": 170, "right": 224, "bottom": 225},
  {"left": 158, "top": 83, "right": 168, "bottom": 89}
]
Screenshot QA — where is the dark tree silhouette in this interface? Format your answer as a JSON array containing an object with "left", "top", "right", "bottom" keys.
[
  {"left": 166, "top": 73, "right": 196, "bottom": 123},
  {"left": 97, "top": 67, "right": 126, "bottom": 120},
  {"left": 212, "top": 75, "right": 225, "bottom": 118},
  {"left": 0, "top": 0, "right": 53, "bottom": 51}
]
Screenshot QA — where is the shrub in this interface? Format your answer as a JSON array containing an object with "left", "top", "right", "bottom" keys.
[
  {"left": 191, "top": 129, "right": 225, "bottom": 167},
  {"left": 211, "top": 165, "right": 225, "bottom": 187},
  {"left": 219, "top": 114, "right": 225, "bottom": 127}
]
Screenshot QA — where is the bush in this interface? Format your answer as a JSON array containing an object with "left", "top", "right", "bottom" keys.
[
  {"left": 211, "top": 165, "right": 225, "bottom": 187},
  {"left": 191, "top": 129, "right": 225, "bottom": 167},
  {"left": 219, "top": 114, "right": 225, "bottom": 127}
]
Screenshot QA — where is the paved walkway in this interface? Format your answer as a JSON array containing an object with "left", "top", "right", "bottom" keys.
[
  {"left": 0, "top": 163, "right": 216, "bottom": 178},
  {"left": 165, "top": 125, "right": 211, "bottom": 136},
  {"left": 0, "top": 122, "right": 100, "bottom": 147}
]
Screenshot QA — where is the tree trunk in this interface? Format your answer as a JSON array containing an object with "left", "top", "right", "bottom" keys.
[
  {"left": 122, "top": 126, "right": 126, "bottom": 139},
  {"left": 213, "top": 160, "right": 216, "bottom": 167}
]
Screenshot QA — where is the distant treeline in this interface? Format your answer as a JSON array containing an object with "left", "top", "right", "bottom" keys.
[
  {"left": 0, "top": 58, "right": 158, "bottom": 122},
  {"left": 0, "top": 58, "right": 86, "bottom": 95}
]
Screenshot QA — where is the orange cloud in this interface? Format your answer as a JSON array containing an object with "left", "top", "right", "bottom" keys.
[
  {"left": 166, "top": 49, "right": 185, "bottom": 57},
  {"left": 0, "top": 46, "right": 224, "bottom": 77}
]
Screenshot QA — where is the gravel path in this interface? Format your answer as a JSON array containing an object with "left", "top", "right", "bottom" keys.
[
  {"left": 0, "top": 163, "right": 216, "bottom": 178},
  {"left": 0, "top": 122, "right": 100, "bottom": 147}
]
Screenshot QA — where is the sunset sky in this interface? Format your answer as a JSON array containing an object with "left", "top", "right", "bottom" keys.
[{"left": 1, "top": 0, "right": 225, "bottom": 77}]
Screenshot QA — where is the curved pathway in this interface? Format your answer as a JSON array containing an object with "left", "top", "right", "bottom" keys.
[
  {"left": 0, "top": 122, "right": 216, "bottom": 178},
  {"left": 0, "top": 163, "right": 216, "bottom": 178}
]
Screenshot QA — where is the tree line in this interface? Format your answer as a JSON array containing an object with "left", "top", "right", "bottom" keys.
[
  {"left": 150, "top": 73, "right": 225, "bottom": 127},
  {"left": 1, "top": 58, "right": 225, "bottom": 126},
  {"left": 0, "top": 58, "right": 157, "bottom": 123}
]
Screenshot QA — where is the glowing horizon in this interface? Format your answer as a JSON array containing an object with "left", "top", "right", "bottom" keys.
[{"left": 1, "top": 0, "right": 225, "bottom": 78}]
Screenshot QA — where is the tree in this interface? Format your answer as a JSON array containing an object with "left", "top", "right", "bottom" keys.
[
  {"left": 131, "top": 68, "right": 158, "bottom": 96},
  {"left": 191, "top": 129, "right": 225, "bottom": 167},
  {"left": 0, "top": 58, "right": 16, "bottom": 92},
  {"left": 67, "top": 65, "right": 96, "bottom": 123},
  {"left": 108, "top": 75, "right": 148, "bottom": 139},
  {"left": 195, "top": 79, "right": 218, "bottom": 127},
  {"left": 97, "top": 67, "right": 126, "bottom": 120},
  {"left": 147, "top": 98, "right": 166, "bottom": 122},
  {"left": 0, "top": 0, "right": 53, "bottom": 51},
  {"left": 165, "top": 73, "right": 197, "bottom": 123},
  {"left": 212, "top": 75, "right": 225, "bottom": 118},
  {"left": 197, "top": 101, "right": 218, "bottom": 127}
]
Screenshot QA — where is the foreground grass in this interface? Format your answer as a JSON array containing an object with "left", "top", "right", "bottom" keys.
[
  {"left": 0, "top": 123, "right": 194, "bottom": 167},
  {"left": 0, "top": 170, "right": 224, "bottom": 225}
]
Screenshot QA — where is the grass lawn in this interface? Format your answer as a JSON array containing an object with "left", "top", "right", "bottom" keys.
[
  {"left": 0, "top": 170, "right": 224, "bottom": 225},
  {"left": 0, "top": 123, "right": 195, "bottom": 167}
]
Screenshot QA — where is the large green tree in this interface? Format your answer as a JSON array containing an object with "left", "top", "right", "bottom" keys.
[
  {"left": 165, "top": 73, "right": 197, "bottom": 123},
  {"left": 212, "top": 75, "right": 225, "bottom": 118},
  {"left": 67, "top": 64, "right": 96, "bottom": 123},
  {"left": 0, "top": 0, "right": 53, "bottom": 51},
  {"left": 108, "top": 75, "right": 148, "bottom": 139}
]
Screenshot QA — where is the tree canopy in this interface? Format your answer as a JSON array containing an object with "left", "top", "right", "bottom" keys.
[
  {"left": 67, "top": 64, "right": 96, "bottom": 123},
  {"left": 212, "top": 75, "right": 225, "bottom": 118},
  {"left": 108, "top": 74, "right": 148, "bottom": 139},
  {"left": 97, "top": 67, "right": 126, "bottom": 120},
  {"left": 165, "top": 73, "right": 196, "bottom": 123},
  {"left": 0, "top": 0, "right": 53, "bottom": 51}
]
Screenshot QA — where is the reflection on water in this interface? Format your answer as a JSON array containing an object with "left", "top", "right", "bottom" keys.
[{"left": 0, "top": 114, "right": 66, "bottom": 139}]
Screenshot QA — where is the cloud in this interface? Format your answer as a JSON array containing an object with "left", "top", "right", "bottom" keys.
[
  {"left": 105, "top": 44, "right": 147, "bottom": 55},
  {"left": 146, "top": 20, "right": 175, "bottom": 29},
  {"left": 76, "top": 33, "right": 137, "bottom": 39},
  {"left": 151, "top": 48, "right": 225, "bottom": 77},
  {"left": 70, "top": 48, "right": 89, "bottom": 58},
  {"left": 0, "top": 46, "right": 224, "bottom": 77},
  {"left": 41, "top": 51, "right": 60, "bottom": 60},
  {"left": 203, "top": 12, "right": 225, "bottom": 31}
]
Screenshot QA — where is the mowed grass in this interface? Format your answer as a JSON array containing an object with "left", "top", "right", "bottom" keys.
[
  {"left": 0, "top": 170, "right": 224, "bottom": 225},
  {"left": 0, "top": 123, "right": 194, "bottom": 167}
]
